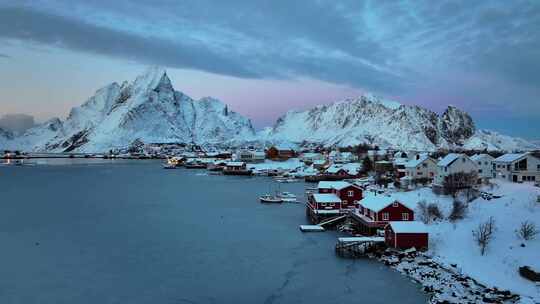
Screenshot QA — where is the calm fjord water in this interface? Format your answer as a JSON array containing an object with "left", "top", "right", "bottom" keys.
[{"left": 0, "top": 160, "right": 426, "bottom": 304}]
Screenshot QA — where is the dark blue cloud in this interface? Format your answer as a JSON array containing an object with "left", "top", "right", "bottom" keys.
[{"left": 0, "top": 0, "right": 539, "bottom": 137}]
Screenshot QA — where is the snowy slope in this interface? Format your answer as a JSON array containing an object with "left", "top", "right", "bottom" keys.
[
  {"left": 6, "top": 67, "right": 255, "bottom": 152},
  {"left": 0, "top": 127, "right": 15, "bottom": 150},
  {"left": 264, "top": 95, "right": 538, "bottom": 152},
  {"left": 263, "top": 95, "right": 457, "bottom": 151},
  {"left": 463, "top": 130, "right": 540, "bottom": 152},
  {"left": 380, "top": 182, "right": 540, "bottom": 301}
]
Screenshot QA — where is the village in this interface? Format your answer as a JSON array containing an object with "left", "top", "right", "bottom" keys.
[
  {"left": 155, "top": 144, "right": 540, "bottom": 304},
  {"left": 3, "top": 144, "right": 540, "bottom": 303}
]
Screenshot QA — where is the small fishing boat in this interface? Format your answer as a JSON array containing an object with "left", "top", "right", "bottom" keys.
[
  {"left": 278, "top": 191, "right": 297, "bottom": 202},
  {"left": 162, "top": 163, "right": 177, "bottom": 169},
  {"left": 259, "top": 194, "right": 283, "bottom": 203}
]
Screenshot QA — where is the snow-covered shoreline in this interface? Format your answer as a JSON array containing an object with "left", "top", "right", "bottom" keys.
[
  {"left": 360, "top": 180, "right": 540, "bottom": 303},
  {"left": 371, "top": 249, "right": 528, "bottom": 304}
]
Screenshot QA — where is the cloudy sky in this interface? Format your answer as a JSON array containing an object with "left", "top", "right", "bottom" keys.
[{"left": 0, "top": 1, "right": 539, "bottom": 138}]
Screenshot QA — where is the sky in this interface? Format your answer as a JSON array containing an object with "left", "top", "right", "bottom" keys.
[{"left": 0, "top": 1, "right": 539, "bottom": 139}]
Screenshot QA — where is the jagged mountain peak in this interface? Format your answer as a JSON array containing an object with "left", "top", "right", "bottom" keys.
[
  {"left": 264, "top": 93, "right": 528, "bottom": 151},
  {"left": 5, "top": 67, "right": 255, "bottom": 152},
  {"left": 132, "top": 66, "right": 169, "bottom": 93}
]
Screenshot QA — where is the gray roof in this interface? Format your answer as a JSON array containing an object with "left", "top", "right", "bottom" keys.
[
  {"left": 494, "top": 153, "right": 528, "bottom": 163},
  {"left": 437, "top": 153, "right": 463, "bottom": 167}
]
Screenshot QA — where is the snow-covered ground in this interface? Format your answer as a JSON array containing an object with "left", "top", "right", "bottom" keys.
[{"left": 385, "top": 181, "right": 540, "bottom": 301}]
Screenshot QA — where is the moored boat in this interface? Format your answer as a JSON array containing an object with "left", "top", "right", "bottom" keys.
[
  {"left": 278, "top": 191, "right": 297, "bottom": 202},
  {"left": 259, "top": 194, "right": 283, "bottom": 203}
]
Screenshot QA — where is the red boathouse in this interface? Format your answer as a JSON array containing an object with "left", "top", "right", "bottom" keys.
[{"left": 385, "top": 221, "right": 428, "bottom": 250}]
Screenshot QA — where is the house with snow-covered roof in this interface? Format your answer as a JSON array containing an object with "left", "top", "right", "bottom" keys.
[
  {"left": 494, "top": 152, "right": 540, "bottom": 183},
  {"left": 300, "top": 152, "right": 325, "bottom": 164},
  {"left": 315, "top": 181, "right": 363, "bottom": 209},
  {"left": 351, "top": 193, "right": 415, "bottom": 235},
  {"left": 433, "top": 153, "right": 478, "bottom": 189},
  {"left": 266, "top": 145, "right": 296, "bottom": 160},
  {"left": 403, "top": 154, "right": 437, "bottom": 182},
  {"left": 238, "top": 150, "right": 265, "bottom": 163},
  {"left": 470, "top": 153, "right": 495, "bottom": 181},
  {"left": 385, "top": 221, "right": 428, "bottom": 250},
  {"left": 324, "top": 163, "right": 361, "bottom": 178},
  {"left": 329, "top": 151, "right": 357, "bottom": 163}
]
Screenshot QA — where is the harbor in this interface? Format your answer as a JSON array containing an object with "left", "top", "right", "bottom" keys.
[{"left": 0, "top": 160, "right": 428, "bottom": 304}]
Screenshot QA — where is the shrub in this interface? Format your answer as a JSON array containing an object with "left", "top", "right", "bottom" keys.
[
  {"left": 418, "top": 200, "right": 443, "bottom": 223},
  {"left": 448, "top": 200, "right": 467, "bottom": 221},
  {"left": 516, "top": 221, "right": 538, "bottom": 241}
]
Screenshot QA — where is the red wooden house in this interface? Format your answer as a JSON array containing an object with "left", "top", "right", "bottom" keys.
[
  {"left": 306, "top": 181, "right": 363, "bottom": 223},
  {"left": 351, "top": 194, "right": 414, "bottom": 235},
  {"left": 385, "top": 221, "right": 428, "bottom": 250},
  {"left": 317, "top": 181, "right": 362, "bottom": 209}
]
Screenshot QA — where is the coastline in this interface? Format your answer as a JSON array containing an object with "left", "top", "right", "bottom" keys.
[{"left": 369, "top": 248, "right": 533, "bottom": 304}]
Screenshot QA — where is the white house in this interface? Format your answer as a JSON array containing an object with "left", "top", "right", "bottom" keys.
[
  {"left": 433, "top": 153, "right": 478, "bottom": 188},
  {"left": 300, "top": 152, "right": 325, "bottom": 163},
  {"left": 237, "top": 150, "right": 265, "bottom": 163},
  {"left": 403, "top": 154, "right": 437, "bottom": 181},
  {"left": 329, "top": 151, "right": 357, "bottom": 163},
  {"left": 470, "top": 154, "right": 495, "bottom": 181},
  {"left": 494, "top": 152, "right": 540, "bottom": 183}
]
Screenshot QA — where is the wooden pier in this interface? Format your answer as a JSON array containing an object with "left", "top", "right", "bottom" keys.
[
  {"left": 299, "top": 225, "right": 325, "bottom": 232},
  {"left": 335, "top": 237, "right": 385, "bottom": 258}
]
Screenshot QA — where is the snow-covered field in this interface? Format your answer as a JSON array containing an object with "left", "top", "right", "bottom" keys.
[{"left": 389, "top": 181, "right": 540, "bottom": 301}]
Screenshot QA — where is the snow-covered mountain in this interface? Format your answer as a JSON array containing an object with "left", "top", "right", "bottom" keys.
[
  {"left": 1, "top": 68, "right": 536, "bottom": 153},
  {"left": 262, "top": 95, "right": 538, "bottom": 152},
  {"left": 5, "top": 67, "right": 255, "bottom": 152},
  {"left": 462, "top": 130, "right": 539, "bottom": 152},
  {"left": 0, "top": 127, "right": 15, "bottom": 149}
]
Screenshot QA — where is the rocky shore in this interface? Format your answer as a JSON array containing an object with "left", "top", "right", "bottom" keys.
[{"left": 370, "top": 249, "right": 531, "bottom": 304}]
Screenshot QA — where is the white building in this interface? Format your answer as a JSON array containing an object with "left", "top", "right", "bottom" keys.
[
  {"left": 300, "top": 152, "right": 325, "bottom": 163},
  {"left": 494, "top": 152, "right": 540, "bottom": 183},
  {"left": 329, "top": 151, "right": 357, "bottom": 163},
  {"left": 470, "top": 154, "right": 495, "bottom": 180},
  {"left": 403, "top": 154, "right": 437, "bottom": 181},
  {"left": 434, "top": 153, "right": 478, "bottom": 187},
  {"left": 237, "top": 150, "right": 265, "bottom": 163}
]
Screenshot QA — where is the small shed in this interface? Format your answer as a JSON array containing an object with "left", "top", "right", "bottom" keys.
[{"left": 385, "top": 221, "right": 428, "bottom": 250}]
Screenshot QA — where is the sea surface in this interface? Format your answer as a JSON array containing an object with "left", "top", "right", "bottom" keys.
[{"left": 0, "top": 160, "right": 427, "bottom": 304}]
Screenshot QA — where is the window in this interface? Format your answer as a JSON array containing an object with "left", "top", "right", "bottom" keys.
[
  {"left": 444, "top": 167, "right": 447, "bottom": 172},
  {"left": 485, "top": 161, "right": 488, "bottom": 165},
  {"left": 402, "top": 213, "right": 409, "bottom": 220},
  {"left": 422, "top": 163, "right": 427, "bottom": 168},
  {"left": 462, "top": 158, "right": 465, "bottom": 162},
  {"left": 348, "top": 190, "right": 354, "bottom": 197},
  {"left": 393, "top": 202, "right": 398, "bottom": 207},
  {"left": 479, "top": 169, "right": 483, "bottom": 173},
  {"left": 478, "top": 162, "right": 481, "bottom": 166},
  {"left": 320, "top": 203, "right": 327, "bottom": 207},
  {"left": 329, "top": 203, "right": 335, "bottom": 207},
  {"left": 382, "top": 213, "right": 389, "bottom": 220},
  {"left": 353, "top": 200, "right": 358, "bottom": 205},
  {"left": 537, "top": 164, "right": 540, "bottom": 171}
]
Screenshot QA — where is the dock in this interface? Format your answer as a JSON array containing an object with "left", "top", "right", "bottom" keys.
[
  {"left": 335, "top": 236, "right": 385, "bottom": 258},
  {"left": 299, "top": 225, "right": 325, "bottom": 232}
]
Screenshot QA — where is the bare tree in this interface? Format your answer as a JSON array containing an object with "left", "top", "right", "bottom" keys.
[
  {"left": 443, "top": 172, "right": 479, "bottom": 198},
  {"left": 448, "top": 200, "right": 467, "bottom": 221},
  {"left": 516, "top": 221, "right": 538, "bottom": 241},
  {"left": 418, "top": 200, "right": 443, "bottom": 223},
  {"left": 472, "top": 217, "right": 496, "bottom": 256},
  {"left": 417, "top": 200, "right": 429, "bottom": 223}
]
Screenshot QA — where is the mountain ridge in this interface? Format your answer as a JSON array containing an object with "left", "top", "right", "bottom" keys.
[{"left": 1, "top": 67, "right": 537, "bottom": 153}]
